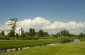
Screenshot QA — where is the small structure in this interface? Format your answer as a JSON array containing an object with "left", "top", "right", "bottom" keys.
[
  {"left": 15, "top": 27, "right": 22, "bottom": 35},
  {"left": 4, "top": 27, "right": 22, "bottom": 35}
]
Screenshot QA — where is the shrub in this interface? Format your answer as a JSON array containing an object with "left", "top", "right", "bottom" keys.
[{"left": 59, "top": 36, "right": 74, "bottom": 43}]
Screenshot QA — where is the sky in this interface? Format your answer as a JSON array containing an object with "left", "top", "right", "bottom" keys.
[{"left": 0, "top": 0, "right": 85, "bottom": 34}]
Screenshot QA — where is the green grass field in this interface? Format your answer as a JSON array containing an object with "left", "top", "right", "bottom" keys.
[
  {"left": 0, "top": 41, "right": 85, "bottom": 55},
  {"left": 0, "top": 39, "right": 60, "bottom": 50}
]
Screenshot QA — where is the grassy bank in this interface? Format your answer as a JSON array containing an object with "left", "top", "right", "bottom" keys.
[
  {"left": 0, "top": 41, "right": 85, "bottom": 55},
  {"left": 0, "top": 39, "right": 60, "bottom": 50}
]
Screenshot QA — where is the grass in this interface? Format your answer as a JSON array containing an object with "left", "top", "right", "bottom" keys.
[
  {"left": 0, "top": 41, "right": 85, "bottom": 55},
  {"left": 80, "top": 37, "right": 85, "bottom": 41},
  {"left": 0, "top": 39, "right": 60, "bottom": 50}
]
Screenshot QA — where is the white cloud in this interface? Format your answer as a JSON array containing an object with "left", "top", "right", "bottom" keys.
[
  {"left": 32, "top": 17, "right": 50, "bottom": 25},
  {"left": 42, "top": 21, "right": 85, "bottom": 29},
  {"left": 0, "top": 17, "right": 85, "bottom": 34},
  {"left": 16, "top": 17, "right": 50, "bottom": 31},
  {"left": 0, "top": 24, "right": 11, "bottom": 31},
  {"left": 42, "top": 21, "right": 65, "bottom": 29}
]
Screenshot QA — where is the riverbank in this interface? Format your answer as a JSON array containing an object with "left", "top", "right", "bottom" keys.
[{"left": 0, "top": 41, "right": 85, "bottom": 55}]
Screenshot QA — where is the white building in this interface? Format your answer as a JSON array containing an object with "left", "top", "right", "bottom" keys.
[
  {"left": 4, "top": 27, "right": 22, "bottom": 35},
  {"left": 15, "top": 27, "right": 22, "bottom": 35}
]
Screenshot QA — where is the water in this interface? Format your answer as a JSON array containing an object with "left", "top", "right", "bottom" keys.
[
  {"left": 0, "top": 50, "right": 6, "bottom": 53},
  {"left": 0, "top": 42, "right": 60, "bottom": 53},
  {"left": 74, "top": 39, "right": 80, "bottom": 42}
]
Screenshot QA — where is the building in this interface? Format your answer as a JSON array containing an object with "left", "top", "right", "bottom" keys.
[{"left": 4, "top": 27, "right": 22, "bottom": 35}]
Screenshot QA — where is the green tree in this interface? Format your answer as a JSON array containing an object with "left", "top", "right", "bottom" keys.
[
  {"left": 8, "top": 30, "right": 15, "bottom": 37},
  {"left": 44, "top": 32, "right": 49, "bottom": 36},
  {"left": 16, "top": 33, "right": 19, "bottom": 38},
  {"left": 38, "top": 30, "right": 44, "bottom": 37},
  {"left": 29, "top": 28, "right": 36, "bottom": 37},
  {"left": 79, "top": 32, "right": 85, "bottom": 38},
  {"left": 8, "top": 18, "right": 18, "bottom": 38},
  {"left": 21, "top": 28, "right": 26, "bottom": 38},
  {"left": 53, "top": 32, "right": 61, "bottom": 38},
  {"left": 61, "top": 30, "right": 69, "bottom": 37},
  {"left": 1, "top": 31, "right": 5, "bottom": 35}
]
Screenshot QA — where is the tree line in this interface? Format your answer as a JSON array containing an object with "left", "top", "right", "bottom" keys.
[
  {"left": 0, "top": 28, "right": 50, "bottom": 40},
  {"left": 0, "top": 18, "right": 85, "bottom": 41},
  {"left": 0, "top": 27, "right": 85, "bottom": 40}
]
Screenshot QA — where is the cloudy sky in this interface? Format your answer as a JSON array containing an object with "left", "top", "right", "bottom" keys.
[{"left": 0, "top": 0, "right": 85, "bottom": 35}]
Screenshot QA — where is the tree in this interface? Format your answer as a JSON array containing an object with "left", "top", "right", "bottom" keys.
[
  {"left": 53, "top": 32, "right": 61, "bottom": 38},
  {"left": 16, "top": 33, "right": 19, "bottom": 38},
  {"left": 79, "top": 32, "right": 85, "bottom": 38},
  {"left": 8, "top": 30, "right": 15, "bottom": 37},
  {"left": 29, "top": 28, "right": 36, "bottom": 37},
  {"left": 10, "top": 18, "right": 17, "bottom": 31},
  {"left": 1, "top": 31, "right": 5, "bottom": 35},
  {"left": 38, "top": 30, "right": 44, "bottom": 37},
  {"left": 21, "top": 28, "right": 26, "bottom": 38},
  {"left": 44, "top": 32, "right": 49, "bottom": 36},
  {"left": 8, "top": 18, "right": 18, "bottom": 37},
  {"left": 61, "top": 30, "right": 69, "bottom": 37}
]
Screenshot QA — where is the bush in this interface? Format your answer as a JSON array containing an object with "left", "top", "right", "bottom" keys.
[
  {"left": 80, "top": 37, "right": 85, "bottom": 41},
  {"left": 0, "top": 34, "right": 6, "bottom": 40},
  {"left": 58, "top": 36, "right": 74, "bottom": 43}
]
